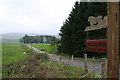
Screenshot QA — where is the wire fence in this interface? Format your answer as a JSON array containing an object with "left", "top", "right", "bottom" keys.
[
  {"left": 80, "top": 55, "right": 107, "bottom": 78},
  {"left": 27, "top": 44, "right": 108, "bottom": 78},
  {"left": 45, "top": 53, "right": 107, "bottom": 78}
]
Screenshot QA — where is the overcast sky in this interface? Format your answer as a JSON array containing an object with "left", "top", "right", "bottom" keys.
[{"left": 0, "top": 0, "right": 81, "bottom": 35}]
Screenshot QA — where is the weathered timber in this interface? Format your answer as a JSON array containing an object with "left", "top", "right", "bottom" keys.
[
  {"left": 85, "top": 16, "right": 107, "bottom": 31},
  {"left": 84, "top": 54, "right": 88, "bottom": 74},
  {"left": 107, "top": 2, "right": 119, "bottom": 79}
]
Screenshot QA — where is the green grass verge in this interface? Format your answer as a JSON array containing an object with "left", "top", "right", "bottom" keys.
[
  {"left": 41, "top": 60, "right": 91, "bottom": 78},
  {"left": 2, "top": 43, "right": 32, "bottom": 64},
  {"left": 2, "top": 53, "right": 94, "bottom": 78}
]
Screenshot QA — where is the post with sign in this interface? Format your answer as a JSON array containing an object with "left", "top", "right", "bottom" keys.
[
  {"left": 85, "top": 2, "right": 120, "bottom": 78},
  {"left": 107, "top": 2, "right": 119, "bottom": 78},
  {"left": 85, "top": 16, "right": 107, "bottom": 53}
]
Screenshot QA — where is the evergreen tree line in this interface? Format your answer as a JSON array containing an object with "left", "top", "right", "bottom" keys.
[
  {"left": 19, "top": 35, "right": 57, "bottom": 44},
  {"left": 58, "top": 1, "right": 107, "bottom": 57}
]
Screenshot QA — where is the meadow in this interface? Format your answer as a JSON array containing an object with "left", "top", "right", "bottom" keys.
[
  {"left": 2, "top": 43, "right": 31, "bottom": 64},
  {"left": 32, "top": 43, "right": 57, "bottom": 52}
]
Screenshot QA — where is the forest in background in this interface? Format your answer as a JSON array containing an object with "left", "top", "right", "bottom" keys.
[{"left": 19, "top": 35, "right": 58, "bottom": 44}]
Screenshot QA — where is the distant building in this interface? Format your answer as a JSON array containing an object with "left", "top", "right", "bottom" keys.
[{"left": 43, "top": 36, "right": 47, "bottom": 43}]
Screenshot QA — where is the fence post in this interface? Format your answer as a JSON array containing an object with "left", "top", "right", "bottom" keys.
[
  {"left": 44, "top": 52, "right": 48, "bottom": 60},
  {"left": 67, "top": 56, "right": 69, "bottom": 65},
  {"left": 101, "top": 58, "right": 107, "bottom": 78},
  {"left": 92, "top": 57, "right": 95, "bottom": 78},
  {"left": 84, "top": 54, "right": 88, "bottom": 74},
  {"left": 59, "top": 56, "right": 62, "bottom": 64},
  {"left": 71, "top": 55, "right": 74, "bottom": 61},
  {"left": 30, "top": 44, "right": 33, "bottom": 54}
]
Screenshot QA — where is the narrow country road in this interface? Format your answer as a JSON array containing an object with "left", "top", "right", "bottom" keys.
[{"left": 25, "top": 44, "right": 102, "bottom": 73}]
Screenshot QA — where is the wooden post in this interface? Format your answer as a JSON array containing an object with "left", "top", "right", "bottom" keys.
[
  {"left": 107, "top": 2, "right": 119, "bottom": 78},
  {"left": 45, "top": 53, "right": 48, "bottom": 60},
  {"left": 31, "top": 43, "right": 33, "bottom": 54},
  {"left": 71, "top": 55, "right": 74, "bottom": 61},
  {"left": 92, "top": 57, "right": 95, "bottom": 78},
  {"left": 31, "top": 43, "right": 32, "bottom": 50},
  {"left": 84, "top": 54, "right": 88, "bottom": 74},
  {"left": 67, "top": 57, "right": 69, "bottom": 65},
  {"left": 59, "top": 56, "right": 62, "bottom": 64},
  {"left": 101, "top": 58, "right": 107, "bottom": 78}
]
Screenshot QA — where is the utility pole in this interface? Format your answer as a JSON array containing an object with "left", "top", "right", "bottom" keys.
[{"left": 107, "top": 2, "right": 120, "bottom": 78}]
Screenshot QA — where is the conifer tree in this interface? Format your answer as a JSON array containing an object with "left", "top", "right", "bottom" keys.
[{"left": 58, "top": 1, "right": 107, "bottom": 57}]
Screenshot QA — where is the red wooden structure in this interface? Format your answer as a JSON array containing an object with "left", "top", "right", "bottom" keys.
[{"left": 86, "top": 39, "right": 107, "bottom": 53}]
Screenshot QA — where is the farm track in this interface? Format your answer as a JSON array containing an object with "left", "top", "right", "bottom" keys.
[{"left": 25, "top": 44, "right": 120, "bottom": 77}]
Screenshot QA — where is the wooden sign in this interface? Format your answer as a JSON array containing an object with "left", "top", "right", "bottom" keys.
[
  {"left": 86, "top": 39, "right": 107, "bottom": 53},
  {"left": 85, "top": 16, "right": 108, "bottom": 31}
]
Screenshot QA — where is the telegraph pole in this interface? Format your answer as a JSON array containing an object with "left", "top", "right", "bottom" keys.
[{"left": 107, "top": 2, "right": 120, "bottom": 78}]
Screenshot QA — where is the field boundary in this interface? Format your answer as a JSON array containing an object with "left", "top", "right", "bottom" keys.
[{"left": 25, "top": 44, "right": 104, "bottom": 75}]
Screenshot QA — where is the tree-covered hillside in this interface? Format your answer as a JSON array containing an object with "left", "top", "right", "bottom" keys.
[{"left": 58, "top": 1, "right": 107, "bottom": 57}]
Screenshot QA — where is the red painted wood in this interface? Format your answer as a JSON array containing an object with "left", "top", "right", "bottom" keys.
[{"left": 86, "top": 39, "right": 107, "bottom": 53}]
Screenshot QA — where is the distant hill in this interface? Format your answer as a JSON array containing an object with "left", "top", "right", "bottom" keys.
[{"left": 1, "top": 33, "right": 46, "bottom": 43}]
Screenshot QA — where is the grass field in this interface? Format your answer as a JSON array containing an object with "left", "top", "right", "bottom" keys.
[
  {"left": 32, "top": 43, "right": 57, "bottom": 52},
  {"left": 2, "top": 43, "right": 31, "bottom": 64}
]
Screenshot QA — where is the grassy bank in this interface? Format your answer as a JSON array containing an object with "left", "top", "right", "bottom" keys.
[
  {"left": 3, "top": 53, "right": 93, "bottom": 78},
  {"left": 2, "top": 43, "right": 32, "bottom": 64},
  {"left": 2, "top": 43, "right": 93, "bottom": 78}
]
